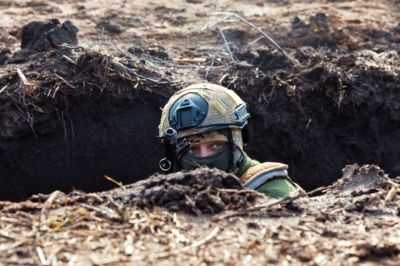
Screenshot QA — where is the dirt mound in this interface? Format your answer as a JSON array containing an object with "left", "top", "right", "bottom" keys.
[
  {"left": 258, "top": 164, "right": 400, "bottom": 264},
  {"left": 0, "top": 164, "right": 398, "bottom": 265},
  {"left": 115, "top": 168, "right": 260, "bottom": 214},
  {"left": 1, "top": 168, "right": 261, "bottom": 215},
  {"left": 330, "top": 164, "right": 390, "bottom": 195}
]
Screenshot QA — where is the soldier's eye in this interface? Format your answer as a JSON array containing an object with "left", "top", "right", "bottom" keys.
[
  {"left": 210, "top": 142, "right": 226, "bottom": 150},
  {"left": 187, "top": 146, "right": 200, "bottom": 155}
]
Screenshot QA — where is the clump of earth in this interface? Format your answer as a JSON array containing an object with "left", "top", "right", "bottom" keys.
[{"left": 115, "top": 168, "right": 261, "bottom": 215}]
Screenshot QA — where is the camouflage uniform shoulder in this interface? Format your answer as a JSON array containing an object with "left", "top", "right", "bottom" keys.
[
  {"left": 240, "top": 162, "right": 290, "bottom": 189},
  {"left": 237, "top": 155, "right": 303, "bottom": 198}
]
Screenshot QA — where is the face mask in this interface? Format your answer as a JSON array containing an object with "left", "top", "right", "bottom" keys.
[{"left": 179, "top": 144, "right": 231, "bottom": 172}]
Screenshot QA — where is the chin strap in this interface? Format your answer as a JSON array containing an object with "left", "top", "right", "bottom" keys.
[
  {"left": 226, "top": 129, "right": 235, "bottom": 173},
  {"left": 226, "top": 129, "right": 244, "bottom": 175},
  {"left": 175, "top": 137, "right": 190, "bottom": 170}
]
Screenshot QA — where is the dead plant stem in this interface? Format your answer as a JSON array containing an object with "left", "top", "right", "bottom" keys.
[
  {"left": 216, "top": 27, "right": 236, "bottom": 61},
  {"left": 203, "top": 12, "right": 295, "bottom": 63},
  {"left": 0, "top": 84, "right": 8, "bottom": 94},
  {"left": 213, "top": 191, "right": 303, "bottom": 221}
]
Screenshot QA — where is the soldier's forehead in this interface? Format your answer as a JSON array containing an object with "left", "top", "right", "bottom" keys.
[
  {"left": 191, "top": 130, "right": 224, "bottom": 138},
  {"left": 187, "top": 131, "right": 228, "bottom": 142}
]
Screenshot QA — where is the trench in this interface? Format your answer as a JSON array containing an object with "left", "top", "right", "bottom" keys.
[
  {"left": 1, "top": 80, "right": 399, "bottom": 201},
  {"left": 1, "top": 17, "right": 400, "bottom": 201}
]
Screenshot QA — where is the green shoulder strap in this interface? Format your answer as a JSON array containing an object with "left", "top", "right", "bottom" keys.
[{"left": 256, "top": 178, "right": 298, "bottom": 198}]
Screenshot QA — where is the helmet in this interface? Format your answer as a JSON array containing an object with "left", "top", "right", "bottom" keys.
[{"left": 159, "top": 83, "right": 251, "bottom": 174}]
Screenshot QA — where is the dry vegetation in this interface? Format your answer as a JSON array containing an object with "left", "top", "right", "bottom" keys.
[
  {"left": 0, "top": 165, "right": 399, "bottom": 265},
  {"left": 0, "top": 0, "right": 400, "bottom": 265}
]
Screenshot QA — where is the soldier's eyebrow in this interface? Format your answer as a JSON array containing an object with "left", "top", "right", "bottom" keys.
[{"left": 216, "top": 129, "right": 229, "bottom": 137}]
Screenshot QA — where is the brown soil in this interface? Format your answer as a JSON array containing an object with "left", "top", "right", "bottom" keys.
[
  {"left": 0, "top": 0, "right": 400, "bottom": 264},
  {"left": 1, "top": 0, "right": 400, "bottom": 200},
  {"left": 0, "top": 165, "right": 399, "bottom": 265}
]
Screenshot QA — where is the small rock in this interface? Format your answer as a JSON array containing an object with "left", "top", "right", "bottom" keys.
[
  {"left": 96, "top": 19, "right": 124, "bottom": 34},
  {"left": 20, "top": 19, "right": 78, "bottom": 51}
]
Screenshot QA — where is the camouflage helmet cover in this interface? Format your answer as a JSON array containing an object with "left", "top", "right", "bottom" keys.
[{"left": 159, "top": 83, "right": 250, "bottom": 140}]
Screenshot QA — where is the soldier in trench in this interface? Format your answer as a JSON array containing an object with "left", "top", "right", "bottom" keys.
[{"left": 158, "top": 83, "right": 301, "bottom": 198}]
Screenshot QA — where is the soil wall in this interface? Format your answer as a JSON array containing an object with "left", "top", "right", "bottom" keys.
[
  {"left": 0, "top": 92, "right": 163, "bottom": 200},
  {"left": 1, "top": 3, "right": 400, "bottom": 200}
]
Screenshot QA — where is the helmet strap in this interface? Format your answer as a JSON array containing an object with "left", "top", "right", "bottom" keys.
[
  {"left": 227, "top": 129, "right": 235, "bottom": 173},
  {"left": 228, "top": 129, "right": 245, "bottom": 175},
  {"left": 175, "top": 138, "right": 191, "bottom": 170}
]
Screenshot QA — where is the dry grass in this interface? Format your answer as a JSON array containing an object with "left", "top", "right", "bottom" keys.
[{"left": 0, "top": 165, "right": 399, "bottom": 265}]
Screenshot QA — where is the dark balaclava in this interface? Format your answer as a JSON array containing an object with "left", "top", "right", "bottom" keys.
[{"left": 178, "top": 129, "right": 245, "bottom": 174}]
